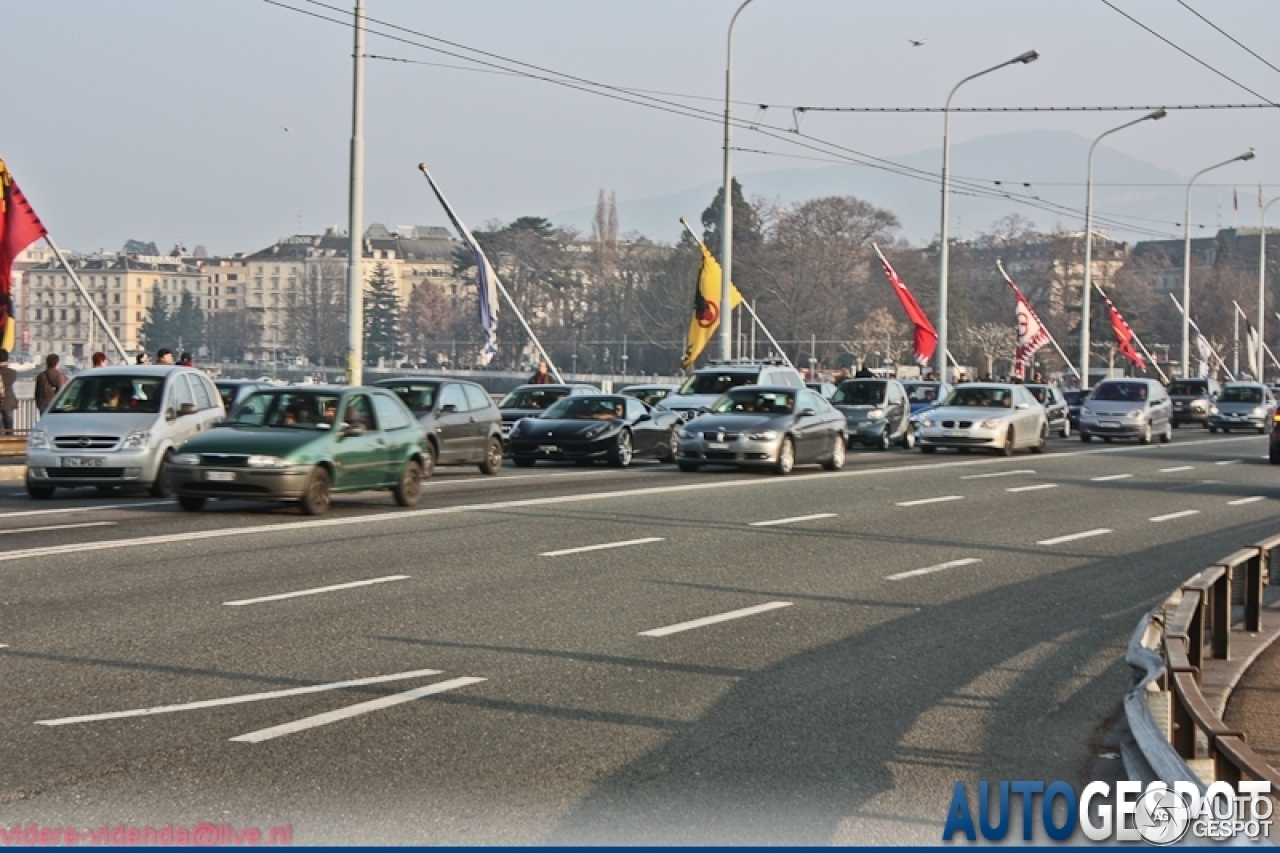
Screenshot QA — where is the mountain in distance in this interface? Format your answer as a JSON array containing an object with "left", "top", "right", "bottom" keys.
[{"left": 554, "top": 129, "right": 1219, "bottom": 247}]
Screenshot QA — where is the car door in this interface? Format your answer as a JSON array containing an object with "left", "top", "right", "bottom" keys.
[
  {"left": 372, "top": 392, "right": 417, "bottom": 484},
  {"left": 463, "top": 384, "right": 495, "bottom": 462},
  {"left": 624, "top": 397, "right": 661, "bottom": 456},
  {"left": 885, "top": 381, "right": 907, "bottom": 440},
  {"left": 1017, "top": 386, "right": 1042, "bottom": 443},
  {"left": 165, "top": 373, "right": 203, "bottom": 447},
  {"left": 434, "top": 383, "right": 473, "bottom": 464},
  {"left": 793, "top": 390, "right": 826, "bottom": 460},
  {"left": 332, "top": 393, "right": 385, "bottom": 490}
]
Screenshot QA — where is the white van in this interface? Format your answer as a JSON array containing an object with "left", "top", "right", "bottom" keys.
[
  {"left": 25, "top": 366, "right": 226, "bottom": 499},
  {"left": 658, "top": 360, "right": 806, "bottom": 420}
]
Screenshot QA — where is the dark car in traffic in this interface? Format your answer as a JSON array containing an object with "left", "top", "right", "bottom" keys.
[
  {"left": 619, "top": 383, "right": 678, "bottom": 408},
  {"left": 168, "top": 386, "right": 430, "bottom": 515},
  {"left": 497, "top": 383, "right": 598, "bottom": 438},
  {"left": 1026, "top": 384, "right": 1070, "bottom": 437},
  {"left": 675, "top": 386, "right": 846, "bottom": 475},
  {"left": 215, "top": 379, "right": 274, "bottom": 412},
  {"left": 831, "top": 378, "right": 914, "bottom": 450},
  {"left": 1063, "top": 389, "right": 1084, "bottom": 431},
  {"left": 1168, "top": 377, "right": 1221, "bottom": 428},
  {"left": 507, "top": 394, "right": 681, "bottom": 468},
  {"left": 374, "top": 377, "right": 504, "bottom": 475}
]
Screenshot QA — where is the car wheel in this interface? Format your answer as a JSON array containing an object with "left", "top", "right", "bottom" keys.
[
  {"left": 1060, "top": 419, "right": 1071, "bottom": 438},
  {"left": 393, "top": 459, "right": 423, "bottom": 507},
  {"left": 677, "top": 462, "right": 701, "bottom": 472},
  {"left": 900, "top": 427, "right": 916, "bottom": 449},
  {"left": 1102, "top": 436, "right": 1113, "bottom": 443},
  {"left": 1173, "top": 421, "right": 1180, "bottom": 429},
  {"left": 1030, "top": 424, "right": 1047, "bottom": 454},
  {"left": 660, "top": 427, "right": 677, "bottom": 463},
  {"left": 1000, "top": 429, "right": 1015, "bottom": 457},
  {"left": 178, "top": 495, "right": 205, "bottom": 512},
  {"left": 920, "top": 445, "right": 937, "bottom": 454},
  {"left": 478, "top": 436, "right": 502, "bottom": 475},
  {"left": 773, "top": 436, "right": 795, "bottom": 475},
  {"left": 149, "top": 450, "right": 174, "bottom": 498},
  {"left": 1160, "top": 423, "right": 1172, "bottom": 443},
  {"left": 1139, "top": 423, "right": 1153, "bottom": 445},
  {"left": 1080, "top": 431, "right": 1092, "bottom": 443},
  {"left": 876, "top": 429, "right": 890, "bottom": 451},
  {"left": 422, "top": 442, "right": 438, "bottom": 480},
  {"left": 607, "top": 429, "right": 633, "bottom": 468},
  {"left": 1258, "top": 426, "right": 1268, "bottom": 436},
  {"left": 1208, "top": 425, "right": 1218, "bottom": 434},
  {"left": 512, "top": 455, "right": 536, "bottom": 468},
  {"left": 823, "top": 435, "right": 846, "bottom": 471},
  {"left": 26, "top": 481, "right": 55, "bottom": 500},
  {"left": 1271, "top": 446, "right": 1280, "bottom": 465},
  {"left": 300, "top": 467, "right": 332, "bottom": 516}
]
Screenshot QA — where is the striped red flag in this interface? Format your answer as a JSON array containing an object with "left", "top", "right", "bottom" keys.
[
  {"left": 1102, "top": 292, "right": 1146, "bottom": 370},
  {"left": 875, "top": 245, "right": 936, "bottom": 366},
  {"left": 0, "top": 159, "right": 49, "bottom": 350}
]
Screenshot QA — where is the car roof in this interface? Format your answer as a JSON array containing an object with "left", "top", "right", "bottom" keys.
[
  {"left": 509, "top": 383, "right": 595, "bottom": 392},
  {"left": 78, "top": 366, "right": 198, "bottom": 377},
  {"left": 1223, "top": 381, "right": 1265, "bottom": 387},
  {"left": 620, "top": 383, "right": 676, "bottom": 391},
  {"left": 725, "top": 385, "right": 800, "bottom": 393}
]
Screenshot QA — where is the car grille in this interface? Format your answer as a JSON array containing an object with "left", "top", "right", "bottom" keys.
[
  {"left": 932, "top": 436, "right": 989, "bottom": 445},
  {"left": 184, "top": 482, "right": 272, "bottom": 495},
  {"left": 939, "top": 420, "right": 974, "bottom": 429},
  {"left": 52, "top": 435, "right": 120, "bottom": 450},
  {"left": 198, "top": 453, "right": 251, "bottom": 467},
  {"left": 701, "top": 432, "right": 742, "bottom": 441},
  {"left": 45, "top": 468, "right": 126, "bottom": 479}
]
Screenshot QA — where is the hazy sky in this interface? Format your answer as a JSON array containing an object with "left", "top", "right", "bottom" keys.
[{"left": 4, "top": 0, "right": 1277, "bottom": 255}]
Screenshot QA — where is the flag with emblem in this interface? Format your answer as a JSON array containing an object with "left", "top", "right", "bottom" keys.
[
  {"left": 873, "top": 243, "right": 936, "bottom": 366},
  {"left": 0, "top": 159, "right": 48, "bottom": 352},
  {"left": 681, "top": 240, "right": 743, "bottom": 370},
  {"left": 998, "top": 265, "right": 1050, "bottom": 374}
]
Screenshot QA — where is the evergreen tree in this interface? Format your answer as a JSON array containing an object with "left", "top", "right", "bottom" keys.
[
  {"left": 139, "top": 285, "right": 173, "bottom": 353},
  {"left": 170, "top": 291, "right": 205, "bottom": 353},
  {"left": 364, "top": 262, "right": 400, "bottom": 365}
]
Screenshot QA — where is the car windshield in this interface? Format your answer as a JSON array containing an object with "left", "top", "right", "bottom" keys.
[
  {"left": 1168, "top": 380, "right": 1209, "bottom": 396},
  {"left": 379, "top": 382, "right": 439, "bottom": 413},
  {"left": 543, "top": 396, "right": 626, "bottom": 420},
  {"left": 50, "top": 375, "right": 165, "bottom": 414},
  {"left": 498, "top": 388, "right": 570, "bottom": 410},
  {"left": 216, "top": 384, "right": 241, "bottom": 410},
  {"left": 622, "top": 387, "right": 669, "bottom": 406},
  {"left": 942, "top": 387, "right": 1013, "bottom": 408},
  {"left": 831, "top": 381, "right": 885, "bottom": 406},
  {"left": 676, "top": 372, "right": 756, "bottom": 396},
  {"left": 1026, "top": 385, "right": 1050, "bottom": 404},
  {"left": 903, "top": 383, "right": 940, "bottom": 404},
  {"left": 1219, "top": 386, "right": 1263, "bottom": 403},
  {"left": 710, "top": 389, "right": 796, "bottom": 415},
  {"left": 1063, "top": 390, "right": 1082, "bottom": 404},
  {"left": 227, "top": 391, "right": 343, "bottom": 429},
  {"left": 1092, "top": 382, "right": 1148, "bottom": 402}
]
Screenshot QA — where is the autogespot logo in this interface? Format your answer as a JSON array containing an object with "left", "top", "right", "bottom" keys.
[{"left": 942, "top": 780, "right": 1273, "bottom": 844}]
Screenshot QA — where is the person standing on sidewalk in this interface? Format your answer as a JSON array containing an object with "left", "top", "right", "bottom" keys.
[
  {"left": 33, "top": 353, "right": 67, "bottom": 413},
  {"left": 0, "top": 349, "right": 16, "bottom": 434}
]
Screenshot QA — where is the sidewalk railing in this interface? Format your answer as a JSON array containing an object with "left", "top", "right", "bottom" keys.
[{"left": 1126, "top": 536, "right": 1280, "bottom": 791}]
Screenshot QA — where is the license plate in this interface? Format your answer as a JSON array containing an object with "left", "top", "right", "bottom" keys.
[
  {"left": 707, "top": 442, "right": 729, "bottom": 450},
  {"left": 1101, "top": 421, "right": 1119, "bottom": 428},
  {"left": 63, "top": 457, "right": 105, "bottom": 468},
  {"left": 538, "top": 445, "right": 558, "bottom": 453},
  {"left": 205, "top": 471, "right": 236, "bottom": 482},
  {"left": 943, "top": 430, "right": 961, "bottom": 438}
]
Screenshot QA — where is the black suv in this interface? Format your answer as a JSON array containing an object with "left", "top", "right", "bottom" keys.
[
  {"left": 374, "top": 378, "right": 504, "bottom": 476},
  {"left": 1168, "top": 378, "right": 1221, "bottom": 428}
]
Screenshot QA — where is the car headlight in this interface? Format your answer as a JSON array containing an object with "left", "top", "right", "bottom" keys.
[
  {"left": 919, "top": 417, "right": 934, "bottom": 427},
  {"left": 1126, "top": 409, "right": 1146, "bottom": 420},
  {"left": 171, "top": 452, "right": 200, "bottom": 466},
  {"left": 867, "top": 409, "right": 884, "bottom": 420},
  {"left": 1208, "top": 405, "right": 1219, "bottom": 415},
  {"left": 748, "top": 429, "right": 778, "bottom": 441},
  {"left": 1252, "top": 407, "right": 1264, "bottom": 417},
  {"left": 677, "top": 427, "right": 694, "bottom": 440},
  {"left": 246, "top": 455, "right": 291, "bottom": 469},
  {"left": 979, "top": 419, "right": 1003, "bottom": 429},
  {"left": 28, "top": 430, "right": 50, "bottom": 450},
  {"left": 122, "top": 429, "right": 152, "bottom": 450},
  {"left": 584, "top": 424, "right": 607, "bottom": 438}
]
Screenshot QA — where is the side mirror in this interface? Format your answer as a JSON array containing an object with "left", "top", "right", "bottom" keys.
[
  {"left": 440, "top": 404, "right": 458, "bottom": 414},
  {"left": 637, "top": 412, "right": 652, "bottom": 422},
  {"left": 1015, "top": 403, "right": 1030, "bottom": 410},
  {"left": 799, "top": 408, "right": 816, "bottom": 417},
  {"left": 341, "top": 423, "right": 365, "bottom": 438},
  {"left": 179, "top": 403, "right": 198, "bottom": 417},
  {"left": 165, "top": 408, "right": 176, "bottom": 422}
]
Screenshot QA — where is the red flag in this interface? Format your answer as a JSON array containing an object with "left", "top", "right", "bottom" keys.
[
  {"left": 875, "top": 246, "right": 936, "bottom": 366},
  {"left": 0, "top": 159, "right": 49, "bottom": 349},
  {"left": 1103, "top": 293, "right": 1146, "bottom": 370}
]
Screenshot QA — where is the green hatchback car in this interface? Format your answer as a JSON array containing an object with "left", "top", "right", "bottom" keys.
[{"left": 168, "top": 386, "right": 430, "bottom": 515}]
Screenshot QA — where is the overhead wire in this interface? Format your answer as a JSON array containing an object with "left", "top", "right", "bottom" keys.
[{"left": 1174, "top": 0, "right": 1280, "bottom": 76}]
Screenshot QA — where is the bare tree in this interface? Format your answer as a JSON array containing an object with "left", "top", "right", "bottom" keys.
[{"left": 285, "top": 261, "right": 347, "bottom": 366}]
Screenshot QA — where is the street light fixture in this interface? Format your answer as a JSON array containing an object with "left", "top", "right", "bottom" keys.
[
  {"left": 936, "top": 49, "right": 1038, "bottom": 383},
  {"left": 1180, "top": 149, "right": 1255, "bottom": 377},
  {"left": 720, "top": 0, "right": 755, "bottom": 362},
  {"left": 1260, "top": 195, "right": 1280, "bottom": 381},
  {"left": 1080, "top": 109, "right": 1166, "bottom": 389}
]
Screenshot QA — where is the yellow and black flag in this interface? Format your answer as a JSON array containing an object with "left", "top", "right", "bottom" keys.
[{"left": 681, "top": 241, "right": 743, "bottom": 370}]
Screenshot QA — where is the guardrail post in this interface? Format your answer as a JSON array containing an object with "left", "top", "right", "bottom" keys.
[
  {"left": 1186, "top": 590, "right": 1204, "bottom": 671},
  {"left": 1246, "top": 547, "right": 1264, "bottom": 632},
  {"left": 1171, "top": 671, "right": 1198, "bottom": 759},
  {"left": 1212, "top": 565, "right": 1231, "bottom": 660},
  {"left": 1212, "top": 735, "right": 1245, "bottom": 787}
]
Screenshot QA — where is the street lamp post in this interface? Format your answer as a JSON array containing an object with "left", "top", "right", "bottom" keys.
[
  {"left": 1260, "top": 196, "right": 1279, "bottom": 382},
  {"left": 936, "top": 50, "right": 1038, "bottom": 383},
  {"left": 1180, "top": 150, "right": 1255, "bottom": 377},
  {"left": 720, "top": 0, "right": 754, "bottom": 363},
  {"left": 1080, "top": 109, "right": 1165, "bottom": 390}
]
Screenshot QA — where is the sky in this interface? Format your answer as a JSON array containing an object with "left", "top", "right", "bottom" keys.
[{"left": 3, "top": 0, "right": 1278, "bottom": 256}]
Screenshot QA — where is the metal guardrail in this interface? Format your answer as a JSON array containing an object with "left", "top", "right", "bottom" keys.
[{"left": 1128, "top": 537, "right": 1280, "bottom": 791}]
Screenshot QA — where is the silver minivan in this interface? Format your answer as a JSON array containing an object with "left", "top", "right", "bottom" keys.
[
  {"left": 25, "top": 366, "right": 226, "bottom": 498},
  {"left": 1078, "top": 378, "right": 1172, "bottom": 444}
]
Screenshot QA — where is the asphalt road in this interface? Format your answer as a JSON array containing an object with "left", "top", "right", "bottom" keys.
[{"left": 1, "top": 431, "right": 1276, "bottom": 844}]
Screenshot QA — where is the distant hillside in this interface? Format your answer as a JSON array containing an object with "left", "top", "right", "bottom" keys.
[{"left": 554, "top": 130, "right": 1227, "bottom": 247}]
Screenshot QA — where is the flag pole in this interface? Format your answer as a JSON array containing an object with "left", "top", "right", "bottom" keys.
[
  {"left": 996, "top": 260, "right": 1079, "bottom": 380},
  {"left": 44, "top": 237, "right": 128, "bottom": 361},
  {"left": 1170, "top": 293, "right": 1234, "bottom": 380},
  {"left": 1092, "top": 283, "right": 1168, "bottom": 383},
  {"left": 418, "top": 164, "right": 562, "bottom": 383},
  {"left": 1233, "top": 300, "right": 1262, "bottom": 378},
  {"left": 678, "top": 217, "right": 793, "bottom": 368}
]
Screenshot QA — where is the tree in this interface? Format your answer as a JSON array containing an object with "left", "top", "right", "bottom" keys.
[
  {"left": 364, "top": 262, "right": 400, "bottom": 365},
  {"left": 206, "top": 310, "right": 260, "bottom": 361},
  {"left": 169, "top": 291, "right": 205, "bottom": 353},
  {"left": 285, "top": 261, "right": 347, "bottom": 366},
  {"left": 402, "top": 280, "right": 458, "bottom": 364},
  {"left": 964, "top": 322, "right": 1017, "bottom": 378},
  {"left": 139, "top": 285, "right": 173, "bottom": 353}
]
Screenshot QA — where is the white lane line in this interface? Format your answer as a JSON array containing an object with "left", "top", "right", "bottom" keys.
[
  {"left": 223, "top": 575, "right": 411, "bottom": 607},
  {"left": 639, "top": 602, "right": 793, "bottom": 637},
  {"left": 4, "top": 521, "right": 117, "bottom": 535},
  {"left": 230, "top": 676, "right": 486, "bottom": 743},
  {"left": 1006, "top": 484, "right": 1058, "bottom": 493},
  {"left": 885, "top": 558, "right": 981, "bottom": 582},
  {"left": 1159, "top": 466, "right": 1195, "bottom": 473},
  {"left": 960, "top": 469, "right": 1035, "bottom": 480},
  {"left": 1214, "top": 459, "right": 1241, "bottom": 466},
  {"left": 540, "top": 537, "right": 664, "bottom": 557},
  {"left": 1091, "top": 474, "right": 1133, "bottom": 482},
  {"left": 749, "top": 513, "right": 838, "bottom": 527},
  {"left": 1037, "top": 528, "right": 1112, "bottom": 546},
  {"left": 1150, "top": 509, "right": 1200, "bottom": 523},
  {"left": 0, "top": 501, "right": 170, "bottom": 520},
  {"left": 35, "top": 668, "right": 445, "bottom": 726},
  {"left": 896, "top": 495, "right": 964, "bottom": 507},
  {"left": 1228, "top": 496, "right": 1266, "bottom": 506}
]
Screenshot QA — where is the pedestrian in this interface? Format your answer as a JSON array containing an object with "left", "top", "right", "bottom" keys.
[
  {"left": 156, "top": 348, "right": 174, "bottom": 365},
  {"left": 91, "top": 351, "right": 107, "bottom": 368},
  {"left": 34, "top": 353, "right": 68, "bottom": 413},
  {"left": 135, "top": 352, "right": 151, "bottom": 365},
  {"left": 178, "top": 351, "right": 193, "bottom": 367},
  {"left": 528, "top": 360, "right": 554, "bottom": 385},
  {"left": 0, "top": 349, "right": 17, "bottom": 434},
  {"left": 854, "top": 361, "right": 874, "bottom": 379}
]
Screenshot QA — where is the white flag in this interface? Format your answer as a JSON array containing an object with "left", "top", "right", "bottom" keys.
[
  {"left": 1014, "top": 295, "right": 1050, "bottom": 374},
  {"left": 1246, "top": 322, "right": 1261, "bottom": 379},
  {"left": 1196, "top": 332, "right": 1212, "bottom": 379}
]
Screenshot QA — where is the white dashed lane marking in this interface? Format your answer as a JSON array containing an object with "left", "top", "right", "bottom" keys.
[
  {"left": 1037, "top": 529, "right": 1112, "bottom": 546},
  {"left": 223, "top": 575, "right": 411, "bottom": 607},
  {"left": 896, "top": 495, "right": 964, "bottom": 507},
  {"left": 1150, "top": 510, "right": 1200, "bottom": 523},
  {"left": 1091, "top": 474, "right": 1133, "bottom": 482},
  {"left": 1006, "top": 484, "right": 1057, "bottom": 493},
  {"left": 885, "top": 558, "right": 981, "bottom": 581},
  {"left": 1159, "top": 466, "right": 1195, "bottom": 473},
  {"left": 960, "top": 470, "right": 1035, "bottom": 480},
  {"left": 540, "top": 537, "right": 664, "bottom": 557},
  {"left": 749, "top": 513, "right": 837, "bottom": 527},
  {"left": 1228, "top": 496, "right": 1266, "bottom": 506},
  {"left": 639, "top": 602, "right": 793, "bottom": 638},
  {"left": 4, "top": 521, "right": 116, "bottom": 535}
]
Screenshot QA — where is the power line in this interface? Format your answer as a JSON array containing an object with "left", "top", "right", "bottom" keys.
[{"left": 1175, "top": 0, "right": 1280, "bottom": 76}]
